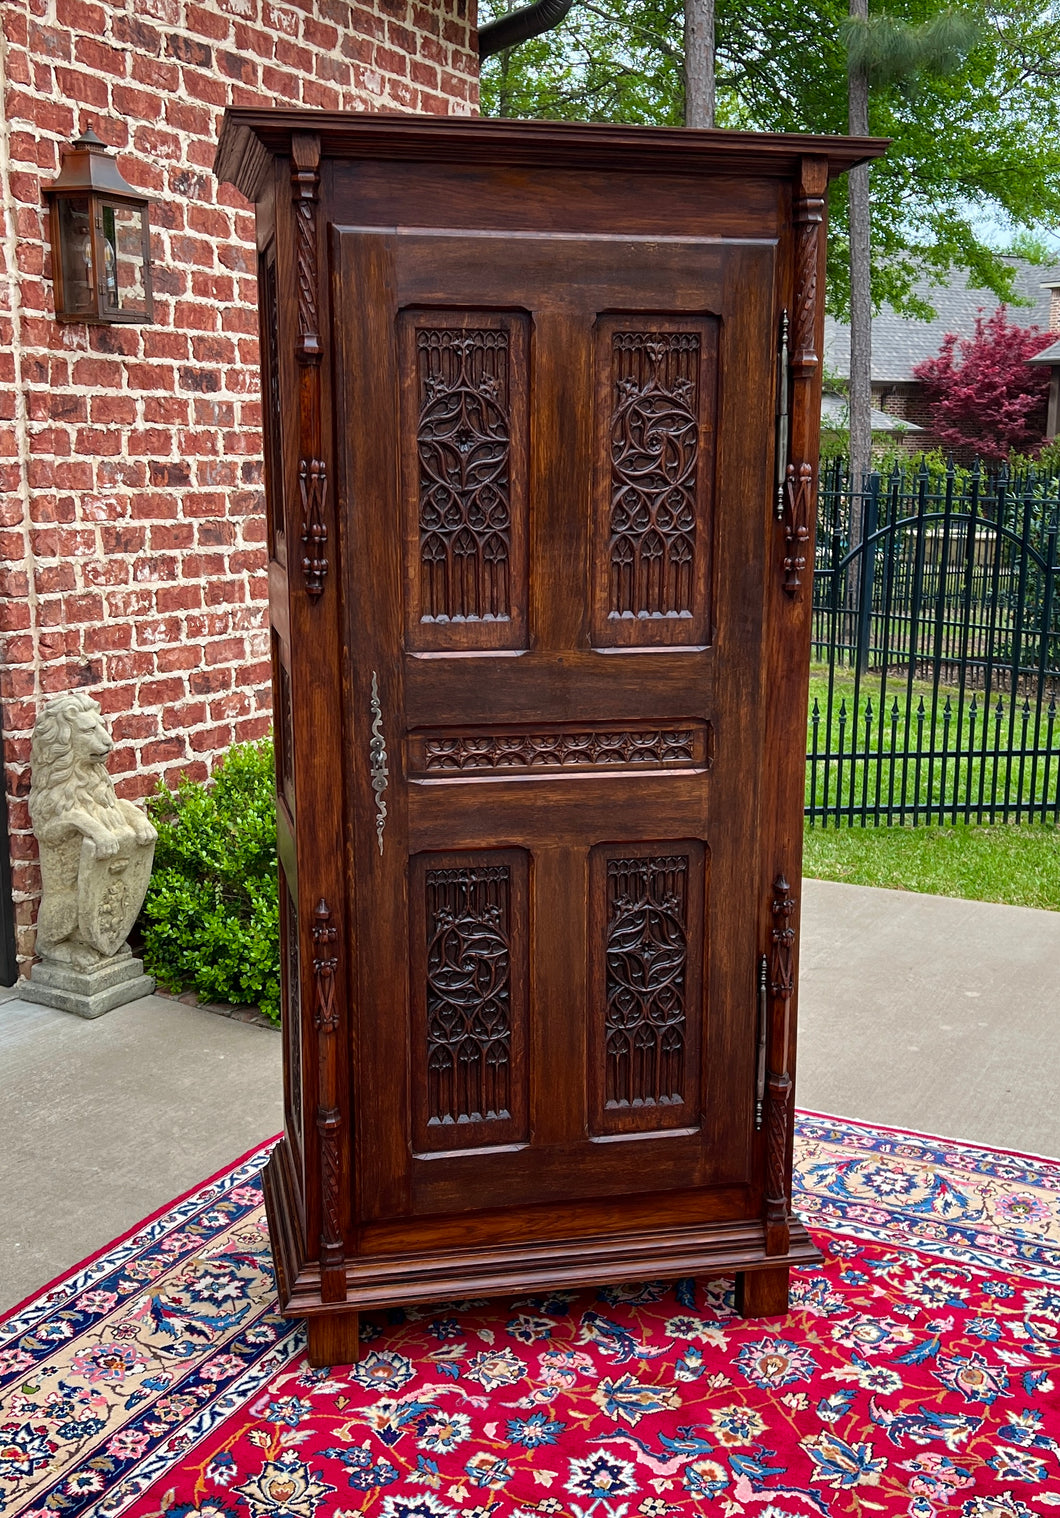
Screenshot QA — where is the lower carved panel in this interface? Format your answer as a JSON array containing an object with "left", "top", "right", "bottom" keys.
[
  {"left": 411, "top": 849, "right": 529, "bottom": 1154},
  {"left": 590, "top": 841, "right": 706, "bottom": 1136},
  {"left": 280, "top": 870, "right": 303, "bottom": 1171},
  {"left": 274, "top": 637, "right": 295, "bottom": 817}
]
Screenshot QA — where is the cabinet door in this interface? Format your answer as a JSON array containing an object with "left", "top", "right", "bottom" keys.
[{"left": 334, "top": 229, "right": 775, "bottom": 1222}]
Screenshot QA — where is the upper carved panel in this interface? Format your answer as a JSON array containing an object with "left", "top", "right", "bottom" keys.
[
  {"left": 403, "top": 313, "right": 529, "bottom": 651},
  {"left": 610, "top": 333, "right": 699, "bottom": 618},
  {"left": 592, "top": 321, "right": 717, "bottom": 648}
]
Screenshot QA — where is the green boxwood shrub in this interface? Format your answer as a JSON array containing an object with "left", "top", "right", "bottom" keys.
[{"left": 139, "top": 738, "right": 281, "bottom": 1023}]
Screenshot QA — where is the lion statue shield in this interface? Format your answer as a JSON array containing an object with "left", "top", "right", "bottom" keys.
[{"left": 29, "top": 692, "right": 158, "bottom": 964}]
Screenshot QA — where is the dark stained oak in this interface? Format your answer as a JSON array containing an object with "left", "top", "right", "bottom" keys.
[
  {"left": 307, "top": 1311, "right": 360, "bottom": 1368},
  {"left": 216, "top": 111, "right": 886, "bottom": 1367},
  {"left": 735, "top": 1266, "right": 792, "bottom": 1319}
]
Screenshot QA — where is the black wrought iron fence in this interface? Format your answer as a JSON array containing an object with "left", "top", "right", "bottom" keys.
[{"left": 809, "top": 458, "right": 1060, "bottom": 827}]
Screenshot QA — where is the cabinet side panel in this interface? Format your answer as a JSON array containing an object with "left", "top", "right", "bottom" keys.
[
  {"left": 279, "top": 863, "right": 304, "bottom": 1183},
  {"left": 258, "top": 247, "right": 286, "bottom": 567}
]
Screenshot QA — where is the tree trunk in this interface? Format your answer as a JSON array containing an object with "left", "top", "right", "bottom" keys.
[
  {"left": 497, "top": 47, "right": 513, "bottom": 117},
  {"left": 684, "top": 0, "right": 715, "bottom": 128},
  {"left": 847, "top": 0, "right": 871, "bottom": 538}
]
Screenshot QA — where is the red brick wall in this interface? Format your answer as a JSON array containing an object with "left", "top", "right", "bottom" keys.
[
  {"left": 874, "top": 384, "right": 943, "bottom": 454},
  {"left": 0, "top": 0, "right": 478, "bottom": 966}
]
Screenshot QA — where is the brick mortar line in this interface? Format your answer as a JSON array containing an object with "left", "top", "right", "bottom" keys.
[
  {"left": 0, "top": 5, "right": 43, "bottom": 900},
  {"left": 1, "top": 0, "right": 479, "bottom": 964}
]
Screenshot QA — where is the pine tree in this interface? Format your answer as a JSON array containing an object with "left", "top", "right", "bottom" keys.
[
  {"left": 684, "top": 0, "right": 715, "bottom": 125},
  {"left": 478, "top": 0, "right": 1057, "bottom": 331},
  {"left": 841, "top": 10, "right": 978, "bottom": 501}
]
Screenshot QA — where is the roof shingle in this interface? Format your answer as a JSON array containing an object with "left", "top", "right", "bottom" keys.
[{"left": 824, "top": 258, "right": 1060, "bottom": 384}]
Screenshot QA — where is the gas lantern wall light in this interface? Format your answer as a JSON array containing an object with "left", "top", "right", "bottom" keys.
[{"left": 44, "top": 127, "right": 153, "bottom": 324}]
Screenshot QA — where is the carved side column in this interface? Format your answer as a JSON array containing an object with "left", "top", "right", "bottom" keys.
[
  {"left": 283, "top": 129, "right": 347, "bottom": 1311},
  {"left": 760, "top": 160, "right": 828, "bottom": 1256},
  {"left": 312, "top": 899, "right": 345, "bottom": 1299},
  {"left": 791, "top": 176, "right": 823, "bottom": 378},
  {"left": 778, "top": 162, "right": 826, "bottom": 599},
  {"left": 291, "top": 131, "right": 328, "bottom": 598},
  {"left": 765, "top": 875, "right": 796, "bottom": 1254}
]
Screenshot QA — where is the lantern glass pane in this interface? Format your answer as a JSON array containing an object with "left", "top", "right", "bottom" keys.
[
  {"left": 57, "top": 196, "right": 95, "bottom": 316},
  {"left": 100, "top": 201, "right": 149, "bottom": 316}
]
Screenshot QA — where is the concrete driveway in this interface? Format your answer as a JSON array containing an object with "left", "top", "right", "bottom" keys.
[
  {"left": 797, "top": 879, "right": 1060, "bottom": 1158},
  {"left": 2, "top": 878, "right": 1058, "bottom": 1314}
]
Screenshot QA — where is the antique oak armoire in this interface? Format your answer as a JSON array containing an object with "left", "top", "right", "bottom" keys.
[{"left": 215, "top": 111, "right": 885, "bottom": 1366}]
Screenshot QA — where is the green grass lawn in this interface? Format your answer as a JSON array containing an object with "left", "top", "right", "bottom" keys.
[{"left": 803, "top": 819, "right": 1060, "bottom": 911}]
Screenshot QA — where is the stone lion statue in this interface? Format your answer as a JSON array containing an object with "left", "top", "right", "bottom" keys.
[{"left": 29, "top": 692, "right": 157, "bottom": 964}]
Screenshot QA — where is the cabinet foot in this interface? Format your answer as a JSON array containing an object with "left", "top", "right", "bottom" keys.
[
  {"left": 306, "top": 1311, "right": 360, "bottom": 1367},
  {"left": 734, "top": 1266, "right": 790, "bottom": 1318}
]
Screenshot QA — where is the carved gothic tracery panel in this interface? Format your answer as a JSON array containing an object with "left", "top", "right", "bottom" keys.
[
  {"left": 610, "top": 333, "right": 698, "bottom": 618},
  {"left": 404, "top": 314, "right": 529, "bottom": 651},
  {"left": 591, "top": 842, "right": 705, "bottom": 1135},
  {"left": 593, "top": 320, "right": 717, "bottom": 647},
  {"left": 412, "top": 851, "right": 529, "bottom": 1153},
  {"left": 606, "top": 853, "right": 688, "bottom": 1107}
]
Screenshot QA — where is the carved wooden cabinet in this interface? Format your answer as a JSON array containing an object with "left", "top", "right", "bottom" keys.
[{"left": 216, "top": 111, "right": 884, "bottom": 1366}]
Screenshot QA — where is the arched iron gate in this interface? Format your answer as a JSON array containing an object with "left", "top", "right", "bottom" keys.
[{"left": 810, "top": 459, "right": 1060, "bottom": 826}]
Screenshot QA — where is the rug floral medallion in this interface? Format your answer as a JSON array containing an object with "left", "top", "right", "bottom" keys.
[{"left": 2, "top": 1115, "right": 1059, "bottom": 1518}]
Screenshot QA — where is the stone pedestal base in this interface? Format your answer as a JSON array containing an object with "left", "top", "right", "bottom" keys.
[{"left": 19, "top": 948, "right": 155, "bottom": 1019}]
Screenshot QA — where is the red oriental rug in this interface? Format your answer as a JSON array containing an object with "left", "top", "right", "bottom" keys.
[{"left": 3, "top": 1113, "right": 1060, "bottom": 1518}]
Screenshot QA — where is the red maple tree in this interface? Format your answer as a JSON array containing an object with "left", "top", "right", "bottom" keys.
[{"left": 913, "top": 305, "right": 1054, "bottom": 460}]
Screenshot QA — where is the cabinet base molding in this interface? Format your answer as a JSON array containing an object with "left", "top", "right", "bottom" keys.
[{"left": 264, "top": 1137, "right": 820, "bottom": 1365}]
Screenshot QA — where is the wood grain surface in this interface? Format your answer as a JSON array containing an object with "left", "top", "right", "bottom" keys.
[{"left": 216, "top": 113, "right": 886, "bottom": 1365}]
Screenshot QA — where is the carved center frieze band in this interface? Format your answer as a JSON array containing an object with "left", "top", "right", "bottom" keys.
[{"left": 409, "top": 722, "right": 711, "bottom": 777}]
